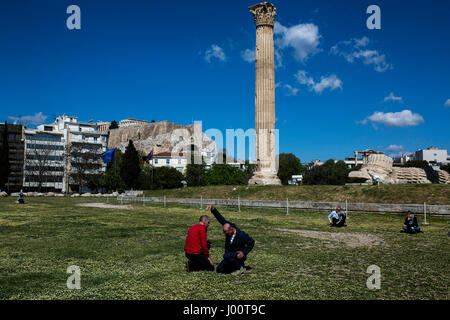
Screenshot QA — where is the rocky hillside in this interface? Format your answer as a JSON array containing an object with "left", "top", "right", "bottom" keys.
[{"left": 108, "top": 121, "right": 216, "bottom": 155}]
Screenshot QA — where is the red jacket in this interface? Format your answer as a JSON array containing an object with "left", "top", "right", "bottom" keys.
[{"left": 184, "top": 224, "right": 209, "bottom": 257}]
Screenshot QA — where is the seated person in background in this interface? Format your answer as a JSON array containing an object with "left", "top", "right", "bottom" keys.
[
  {"left": 402, "top": 211, "right": 421, "bottom": 234},
  {"left": 184, "top": 215, "right": 214, "bottom": 272},
  {"left": 17, "top": 190, "right": 25, "bottom": 204},
  {"left": 328, "top": 207, "right": 346, "bottom": 227}
]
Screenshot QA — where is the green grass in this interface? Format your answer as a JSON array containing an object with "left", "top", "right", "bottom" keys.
[
  {"left": 0, "top": 197, "right": 449, "bottom": 300},
  {"left": 143, "top": 184, "right": 450, "bottom": 205}
]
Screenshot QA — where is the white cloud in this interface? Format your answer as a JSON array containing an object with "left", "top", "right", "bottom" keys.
[
  {"left": 241, "top": 49, "right": 255, "bottom": 63},
  {"left": 295, "top": 70, "right": 342, "bottom": 94},
  {"left": 444, "top": 99, "right": 450, "bottom": 107},
  {"left": 274, "top": 21, "right": 321, "bottom": 63},
  {"left": 384, "top": 92, "right": 403, "bottom": 103},
  {"left": 205, "top": 45, "right": 226, "bottom": 63},
  {"left": 8, "top": 112, "right": 47, "bottom": 126},
  {"left": 283, "top": 84, "right": 299, "bottom": 96},
  {"left": 385, "top": 144, "right": 404, "bottom": 152},
  {"left": 330, "top": 37, "right": 392, "bottom": 72},
  {"left": 358, "top": 109, "right": 424, "bottom": 127}
]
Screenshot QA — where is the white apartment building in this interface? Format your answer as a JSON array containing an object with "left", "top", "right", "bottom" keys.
[
  {"left": 151, "top": 152, "right": 187, "bottom": 173},
  {"left": 29, "top": 115, "right": 109, "bottom": 193},
  {"left": 23, "top": 129, "right": 66, "bottom": 192},
  {"left": 415, "top": 147, "right": 448, "bottom": 164}
]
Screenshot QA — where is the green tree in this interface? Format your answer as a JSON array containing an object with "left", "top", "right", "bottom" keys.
[
  {"left": 0, "top": 122, "right": 11, "bottom": 190},
  {"left": 139, "top": 164, "right": 155, "bottom": 190},
  {"left": 405, "top": 160, "right": 430, "bottom": 169},
  {"left": 277, "top": 153, "right": 305, "bottom": 185},
  {"left": 184, "top": 152, "right": 206, "bottom": 186},
  {"left": 204, "top": 164, "right": 246, "bottom": 185},
  {"left": 120, "top": 140, "right": 141, "bottom": 189},
  {"left": 100, "top": 149, "right": 125, "bottom": 192},
  {"left": 440, "top": 164, "right": 450, "bottom": 174},
  {"left": 153, "top": 166, "right": 183, "bottom": 189},
  {"left": 303, "top": 159, "right": 350, "bottom": 185},
  {"left": 243, "top": 160, "right": 257, "bottom": 183},
  {"left": 86, "top": 173, "right": 104, "bottom": 194}
]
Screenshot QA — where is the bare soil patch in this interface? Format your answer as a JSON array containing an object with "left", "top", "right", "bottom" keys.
[
  {"left": 77, "top": 203, "right": 133, "bottom": 210},
  {"left": 276, "top": 228, "right": 384, "bottom": 248}
]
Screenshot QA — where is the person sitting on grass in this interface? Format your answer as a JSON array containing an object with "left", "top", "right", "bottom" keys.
[
  {"left": 184, "top": 215, "right": 214, "bottom": 272},
  {"left": 205, "top": 205, "right": 255, "bottom": 275},
  {"left": 328, "top": 207, "right": 346, "bottom": 227},
  {"left": 17, "top": 190, "right": 25, "bottom": 204},
  {"left": 402, "top": 211, "right": 421, "bottom": 234}
]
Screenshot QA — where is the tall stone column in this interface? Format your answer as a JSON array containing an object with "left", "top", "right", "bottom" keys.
[{"left": 248, "top": 2, "right": 281, "bottom": 185}]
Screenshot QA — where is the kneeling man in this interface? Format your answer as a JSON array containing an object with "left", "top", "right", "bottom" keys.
[
  {"left": 206, "top": 205, "right": 255, "bottom": 275},
  {"left": 328, "top": 207, "right": 346, "bottom": 227},
  {"left": 184, "top": 215, "right": 214, "bottom": 272}
]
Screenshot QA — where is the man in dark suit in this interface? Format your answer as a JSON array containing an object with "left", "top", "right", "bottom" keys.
[
  {"left": 205, "top": 205, "right": 255, "bottom": 275},
  {"left": 402, "top": 211, "right": 421, "bottom": 234}
]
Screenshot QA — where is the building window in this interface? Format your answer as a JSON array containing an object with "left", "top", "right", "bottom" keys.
[
  {"left": 94, "top": 137, "right": 97, "bottom": 142},
  {"left": 178, "top": 159, "right": 181, "bottom": 164},
  {"left": 166, "top": 159, "right": 170, "bottom": 164},
  {"left": 154, "top": 159, "right": 158, "bottom": 164}
]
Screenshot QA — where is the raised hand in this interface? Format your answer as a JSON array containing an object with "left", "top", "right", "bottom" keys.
[{"left": 205, "top": 205, "right": 215, "bottom": 212}]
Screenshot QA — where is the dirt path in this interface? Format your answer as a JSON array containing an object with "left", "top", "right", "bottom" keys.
[
  {"left": 77, "top": 203, "right": 133, "bottom": 210},
  {"left": 276, "top": 228, "right": 384, "bottom": 248}
]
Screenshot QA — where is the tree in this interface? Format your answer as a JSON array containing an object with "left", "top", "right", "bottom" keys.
[
  {"left": 440, "top": 164, "right": 450, "bottom": 174},
  {"left": 120, "top": 140, "right": 141, "bottom": 189},
  {"left": 204, "top": 164, "right": 246, "bottom": 185},
  {"left": 277, "top": 153, "right": 305, "bottom": 185},
  {"left": 109, "top": 120, "right": 119, "bottom": 130},
  {"left": 25, "top": 136, "right": 66, "bottom": 192},
  {"left": 86, "top": 173, "right": 104, "bottom": 194},
  {"left": 405, "top": 160, "right": 430, "bottom": 169},
  {"left": 69, "top": 141, "right": 104, "bottom": 193},
  {"left": 152, "top": 166, "right": 183, "bottom": 189},
  {"left": 102, "top": 150, "right": 126, "bottom": 192},
  {"left": 303, "top": 159, "right": 350, "bottom": 185},
  {"left": 243, "top": 160, "right": 257, "bottom": 183},
  {"left": 0, "top": 122, "right": 10, "bottom": 190},
  {"left": 184, "top": 151, "right": 206, "bottom": 186}
]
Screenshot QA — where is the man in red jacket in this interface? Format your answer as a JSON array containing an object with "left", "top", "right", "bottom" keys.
[{"left": 184, "top": 215, "right": 214, "bottom": 272}]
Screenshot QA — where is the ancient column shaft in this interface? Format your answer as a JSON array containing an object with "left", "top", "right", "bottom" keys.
[{"left": 248, "top": 2, "right": 281, "bottom": 185}]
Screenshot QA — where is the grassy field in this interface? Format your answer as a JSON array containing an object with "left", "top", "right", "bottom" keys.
[
  {"left": 143, "top": 184, "right": 450, "bottom": 205},
  {"left": 0, "top": 197, "right": 449, "bottom": 300}
]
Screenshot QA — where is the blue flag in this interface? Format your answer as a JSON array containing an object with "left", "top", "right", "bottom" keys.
[
  {"left": 145, "top": 150, "right": 153, "bottom": 161},
  {"left": 101, "top": 149, "right": 116, "bottom": 163}
]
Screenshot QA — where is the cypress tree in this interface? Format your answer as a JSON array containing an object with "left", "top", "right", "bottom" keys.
[{"left": 120, "top": 140, "right": 141, "bottom": 189}]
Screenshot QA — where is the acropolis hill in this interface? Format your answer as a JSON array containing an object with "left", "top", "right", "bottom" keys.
[{"left": 108, "top": 120, "right": 216, "bottom": 155}]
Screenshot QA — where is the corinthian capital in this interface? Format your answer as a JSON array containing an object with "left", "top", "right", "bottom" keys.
[{"left": 249, "top": 2, "right": 277, "bottom": 27}]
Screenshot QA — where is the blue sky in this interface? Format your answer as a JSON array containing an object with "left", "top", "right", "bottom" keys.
[{"left": 1, "top": 0, "right": 449, "bottom": 162}]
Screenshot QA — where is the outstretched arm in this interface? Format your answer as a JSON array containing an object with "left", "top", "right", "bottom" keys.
[{"left": 206, "top": 205, "right": 229, "bottom": 226}]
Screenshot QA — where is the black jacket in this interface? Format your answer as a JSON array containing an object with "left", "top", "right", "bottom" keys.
[
  {"left": 404, "top": 215, "right": 418, "bottom": 227},
  {"left": 211, "top": 208, "right": 255, "bottom": 256}
]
